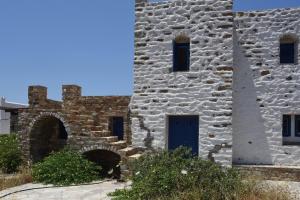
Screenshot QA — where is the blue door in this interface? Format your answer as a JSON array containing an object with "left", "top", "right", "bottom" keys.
[
  {"left": 112, "top": 117, "right": 124, "bottom": 140},
  {"left": 168, "top": 116, "right": 199, "bottom": 155}
]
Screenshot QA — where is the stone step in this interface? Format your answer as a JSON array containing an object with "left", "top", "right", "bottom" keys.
[
  {"left": 110, "top": 141, "right": 127, "bottom": 150},
  {"left": 91, "top": 131, "right": 102, "bottom": 134},
  {"left": 90, "top": 126, "right": 103, "bottom": 131},
  {"left": 118, "top": 147, "right": 139, "bottom": 157},
  {"left": 91, "top": 131, "right": 106, "bottom": 137},
  {"left": 99, "top": 136, "right": 118, "bottom": 143},
  {"left": 128, "top": 153, "right": 142, "bottom": 162}
]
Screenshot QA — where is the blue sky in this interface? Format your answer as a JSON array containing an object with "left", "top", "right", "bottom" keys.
[{"left": 0, "top": 0, "right": 300, "bottom": 104}]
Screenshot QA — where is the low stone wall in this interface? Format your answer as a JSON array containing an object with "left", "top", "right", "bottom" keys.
[{"left": 236, "top": 165, "right": 300, "bottom": 182}]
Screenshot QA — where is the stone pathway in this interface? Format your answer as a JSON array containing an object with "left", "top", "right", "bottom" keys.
[
  {"left": 0, "top": 180, "right": 128, "bottom": 200},
  {"left": 1, "top": 179, "right": 300, "bottom": 200}
]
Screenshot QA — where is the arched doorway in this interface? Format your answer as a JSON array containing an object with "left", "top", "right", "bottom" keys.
[
  {"left": 30, "top": 116, "right": 68, "bottom": 163},
  {"left": 83, "top": 150, "right": 121, "bottom": 179}
]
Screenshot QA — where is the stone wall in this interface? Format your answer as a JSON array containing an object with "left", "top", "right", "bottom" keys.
[
  {"left": 131, "top": 0, "right": 234, "bottom": 165},
  {"left": 233, "top": 8, "right": 300, "bottom": 165},
  {"left": 236, "top": 165, "right": 300, "bottom": 182},
  {"left": 62, "top": 85, "right": 131, "bottom": 142},
  {"left": 19, "top": 85, "right": 131, "bottom": 160}
]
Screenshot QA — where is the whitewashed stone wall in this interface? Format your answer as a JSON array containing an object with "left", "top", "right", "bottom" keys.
[
  {"left": 0, "top": 110, "right": 10, "bottom": 134},
  {"left": 233, "top": 8, "right": 300, "bottom": 165},
  {"left": 0, "top": 97, "right": 27, "bottom": 135},
  {"left": 131, "top": 0, "right": 234, "bottom": 165}
]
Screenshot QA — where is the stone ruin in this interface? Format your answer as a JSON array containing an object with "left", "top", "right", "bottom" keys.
[{"left": 18, "top": 85, "right": 140, "bottom": 177}]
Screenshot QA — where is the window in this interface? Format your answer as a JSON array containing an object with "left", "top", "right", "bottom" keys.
[
  {"left": 282, "top": 114, "right": 300, "bottom": 145},
  {"left": 110, "top": 117, "right": 124, "bottom": 140},
  {"left": 280, "top": 35, "right": 298, "bottom": 64},
  {"left": 173, "top": 35, "right": 190, "bottom": 72},
  {"left": 282, "top": 115, "right": 291, "bottom": 137}
]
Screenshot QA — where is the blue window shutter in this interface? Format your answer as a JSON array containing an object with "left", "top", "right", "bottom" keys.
[
  {"left": 173, "top": 42, "right": 190, "bottom": 72},
  {"left": 282, "top": 115, "right": 291, "bottom": 137},
  {"left": 112, "top": 117, "right": 124, "bottom": 140},
  {"left": 186, "top": 43, "right": 190, "bottom": 69},
  {"left": 280, "top": 43, "right": 295, "bottom": 64},
  {"left": 173, "top": 41, "right": 178, "bottom": 71},
  {"left": 295, "top": 115, "right": 300, "bottom": 137}
]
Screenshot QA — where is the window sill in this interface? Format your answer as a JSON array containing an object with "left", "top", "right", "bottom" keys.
[
  {"left": 282, "top": 141, "right": 300, "bottom": 146},
  {"left": 279, "top": 63, "right": 298, "bottom": 65}
]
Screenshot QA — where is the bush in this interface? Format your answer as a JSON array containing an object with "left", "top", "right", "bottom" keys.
[
  {"left": 110, "top": 147, "right": 243, "bottom": 200},
  {"left": 32, "top": 149, "right": 101, "bottom": 186},
  {"left": 0, "top": 134, "right": 23, "bottom": 173}
]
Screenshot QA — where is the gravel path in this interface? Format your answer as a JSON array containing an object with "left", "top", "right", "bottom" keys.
[
  {"left": 0, "top": 180, "right": 128, "bottom": 200},
  {"left": 1, "top": 180, "right": 300, "bottom": 200},
  {"left": 261, "top": 180, "right": 300, "bottom": 199}
]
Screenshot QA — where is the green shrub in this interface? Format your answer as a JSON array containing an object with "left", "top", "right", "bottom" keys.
[
  {"left": 110, "top": 147, "right": 243, "bottom": 200},
  {"left": 32, "top": 149, "right": 101, "bottom": 186},
  {"left": 0, "top": 134, "right": 22, "bottom": 173}
]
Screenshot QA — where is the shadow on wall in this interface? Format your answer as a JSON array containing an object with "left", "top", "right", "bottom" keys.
[
  {"left": 83, "top": 149, "right": 121, "bottom": 179},
  {"left": 232, "top": 30, "right": 272, "bottom": 165},
  {"left": 30, "top": 116, "right": 68, "bottom": 163}
]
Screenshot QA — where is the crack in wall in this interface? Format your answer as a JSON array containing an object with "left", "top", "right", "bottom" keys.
[
  {"left": 133, "top": 113, "right": 154, "bottom": 149},
  {"left": 208, "top": 143, "right": 232, "bottom": 163}
]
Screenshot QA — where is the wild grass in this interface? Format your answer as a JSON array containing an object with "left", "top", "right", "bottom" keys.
[
  {"left": 0, "top": 167, "right": 32, "bottom": 191},
  {"left": 238, "top": 180, "right": 292, "bottom": 200}
]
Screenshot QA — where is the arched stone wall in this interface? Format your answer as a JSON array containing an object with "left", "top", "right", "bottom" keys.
[
  {"left": 29, "top": 112, "right": 70, "bottom": 162},
  {"left": 28, "top": 112, "right": 71, "bottom": 136},
  {"left": 81, "top": 145, "right": 123, "bottom": 178},
  {"left": 79, "top": 144, "right": 121, "bottom": 157}
]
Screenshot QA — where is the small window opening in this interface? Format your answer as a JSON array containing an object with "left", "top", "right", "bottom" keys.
[
  {"left": 173, "top": 35, "right": 190, "bottom": 72},
  {"left": 110, "top": 117, "right": 124, "bottom": 140},
  {"left": 280, "top": 35, "right": 298, "bottom": 64}
]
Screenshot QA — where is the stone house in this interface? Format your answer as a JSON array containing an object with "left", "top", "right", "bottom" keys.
[
  {"left": 17, "top": 0, "right": 300, "bottom": 175},
  {"left": 131, "top": 0, "right": 300, "bottom": 167}
]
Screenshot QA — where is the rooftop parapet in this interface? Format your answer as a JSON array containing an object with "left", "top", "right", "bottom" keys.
[
  {"left": 28, "top": 86, "right": 47, "bottom": 106},
  {"left": 135, "top": 0, "right": 147, "bottom": 7},
  {"left": 62, "top": 85, "right": 82, "bottom": 102}
]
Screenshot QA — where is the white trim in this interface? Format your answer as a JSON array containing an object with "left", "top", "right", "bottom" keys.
[{"left": 0, "top": 97, "right": 28, "bottom": 109}]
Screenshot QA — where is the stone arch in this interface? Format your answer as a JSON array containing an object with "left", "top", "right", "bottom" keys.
[
  {"left": 28, "top": 112, "right": 71, "bottom": 136},
  {"left": 174, "top": 34, "right": 190, "bottom": 44},
  {"left": 79, "top": 144, "right": 120, "bottom": 156},
  {"left": 29, "top": 112, "right": 70, "bottom": 163},
  {"left": 280, "top": 33, "right": 299, "bottom": 43},
  {"left": 81, "top": 144, "right": 122, "bottom": 178}
]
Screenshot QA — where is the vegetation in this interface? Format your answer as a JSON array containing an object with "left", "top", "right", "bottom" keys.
[
  {"left": 109, "top": 147, "right": 291, "bottom": 200},
  {"left": 32, "top": 149, "right": 101, "bottom": 186},
  {"left": 0, "top": 134, "right": 23, "bottom": 174},
  {"left": 0, "top": 167, "right": 32, "bottom": 191},
  {"left": 110, "top": 147, "right": 242, "bottom": 200},
  {"left": 238, "top": 181, "right": 291, "bottom": 200}
]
